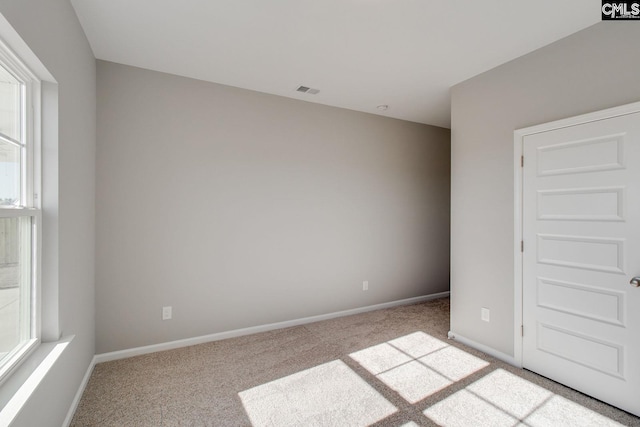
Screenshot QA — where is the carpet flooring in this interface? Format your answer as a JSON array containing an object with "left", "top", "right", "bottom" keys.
[{"left": 71, "top": 298, "right": 640, "bottom": 426}]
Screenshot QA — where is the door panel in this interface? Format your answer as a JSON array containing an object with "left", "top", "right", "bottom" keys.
[{"left": 522, "top": 112, "right": 640, "bottom": 416}]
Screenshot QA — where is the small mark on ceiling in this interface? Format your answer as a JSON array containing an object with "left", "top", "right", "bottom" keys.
[{"left": 296, "top": 85, "right": 320, "bottom": 95}]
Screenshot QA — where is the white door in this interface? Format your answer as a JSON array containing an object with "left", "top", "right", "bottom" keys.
[{"left": 522, "top": 111, "right": 640, "bottom": 416}]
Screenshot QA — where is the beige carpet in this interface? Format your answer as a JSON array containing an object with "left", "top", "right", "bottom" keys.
[{"left": 71, "top": 298, "right": 640, "bottom": 426}]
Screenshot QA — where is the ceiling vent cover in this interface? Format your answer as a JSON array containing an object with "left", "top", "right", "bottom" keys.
[{"left": 296, "top": 85, "right": 320, "bottom": 95}]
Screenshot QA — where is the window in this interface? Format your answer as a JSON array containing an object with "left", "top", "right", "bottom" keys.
[{"left": 0, "top": 40, "right": 40, "bottom": 383}]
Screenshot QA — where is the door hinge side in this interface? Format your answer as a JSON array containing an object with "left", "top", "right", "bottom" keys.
[
  {"left": 521, "top": 240, "right": 524, "bottom": 252},
  {"left": 521, "top": 325, "right": 524, "bottom": 337},
  {"left": 521, "top": 155, "right": 524, "bottom": 167}
]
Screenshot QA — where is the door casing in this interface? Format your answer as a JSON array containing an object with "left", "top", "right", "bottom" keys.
[{"left": 513, "top": 100, "right": 640, "bottom": 366}]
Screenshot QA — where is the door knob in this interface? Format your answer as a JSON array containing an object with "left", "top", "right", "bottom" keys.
[{"left": 632, "top": 277, "right": 640, "bottom": 287}]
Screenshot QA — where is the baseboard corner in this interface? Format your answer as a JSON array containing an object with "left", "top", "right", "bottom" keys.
[{"left": 448, "top": 330, "right": 519, "bottom": 367}]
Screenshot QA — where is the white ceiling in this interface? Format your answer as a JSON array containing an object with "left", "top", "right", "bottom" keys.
[{"left": 70, "top": 0, "right": 600, "bottom": 128}]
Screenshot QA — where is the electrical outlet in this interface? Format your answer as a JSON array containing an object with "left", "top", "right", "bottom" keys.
[
  {"left": 481, "top": 307, "right": 490, "bottom": 322},
  {"left": 162, "top": 306, "right": 172, "bottom": 320},
  {"left": 363, "top": 281, "right": 369, "bottom": 291}
]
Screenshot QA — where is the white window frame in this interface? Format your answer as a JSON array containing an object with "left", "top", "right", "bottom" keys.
[{"left": 0, "top": 37, "right": 41, "bottom": 385}]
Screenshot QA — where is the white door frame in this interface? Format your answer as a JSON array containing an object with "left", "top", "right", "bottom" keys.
[{"left": 513, "top": 100, "right": 640, "bottom": 367}]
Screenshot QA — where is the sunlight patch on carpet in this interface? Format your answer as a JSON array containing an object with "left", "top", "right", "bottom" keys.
[
  {"left": 389, "top": 331, "right": 449, "bottom": 358},
  {"left": 350, "top": 331, "right": 489, "bottom": 403},
  {"left": 466, "top": 368, "right": 552, "bottom": 419},
  {"left": 425, "top": 389, "right": 518, "bottom": 427},
  {"left": 239, "top": 360, "right": 396, "bottom": 427},
  {"left": 349, "top": 342, "right": 412, "bottom": 375},
  {"left": 524, "top": 395, "right": 626, "bottom": 427},
  {"left": 420, "top": 345, "right": 490, "bottom": 382},
  {"left": 424, "top": 369, "right": 625, "bottom": 427},
  {"left": 378, "top": 360, "right": 451, "bottom": 403}
]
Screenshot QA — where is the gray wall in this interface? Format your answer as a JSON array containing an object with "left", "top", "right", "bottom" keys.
[
  {"left": 450, "top": 22, "right": 640, "bottom": 356},
  {"left": 0, "top": 0, "right": 96, "bottom": 426},
  {"left": 96, "top": 61, "right": 450, "bottom": 353}
]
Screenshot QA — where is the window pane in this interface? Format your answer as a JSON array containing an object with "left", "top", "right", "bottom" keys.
[
  {"left": 0, "top": 64, "right": 21, "bottom": 207},
  {"left": 0, "top": 65, "right": 21, "bottom": 142},
  {"left": 0, "top": 216, "right": 31, "bottom": 363},
  {"left": 0, "top": 138, "right": 20, "bottom": 206}
]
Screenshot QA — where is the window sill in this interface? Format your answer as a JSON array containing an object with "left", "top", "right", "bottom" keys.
[{"left": 0, "top": 336, "right": 73, "bottom": 425}]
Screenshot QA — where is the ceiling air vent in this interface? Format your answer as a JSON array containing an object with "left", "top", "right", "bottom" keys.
[{"left": 296, "top": 85, "right": 320, "bottom": 95}]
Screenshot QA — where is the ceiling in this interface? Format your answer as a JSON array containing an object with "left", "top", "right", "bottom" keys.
[{"left": 69, "top": 0, "right": 600, "bottom": 128}]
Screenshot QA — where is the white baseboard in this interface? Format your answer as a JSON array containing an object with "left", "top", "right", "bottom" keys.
[
  {"left": 447, "top": 330, "right": 519, "bottom": 367},
  {"left": 63, "top": 355, "right": 96, "bottom": 427},
  {"left": 95, "top": 292, "right": 449, "bottom": 364}
]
